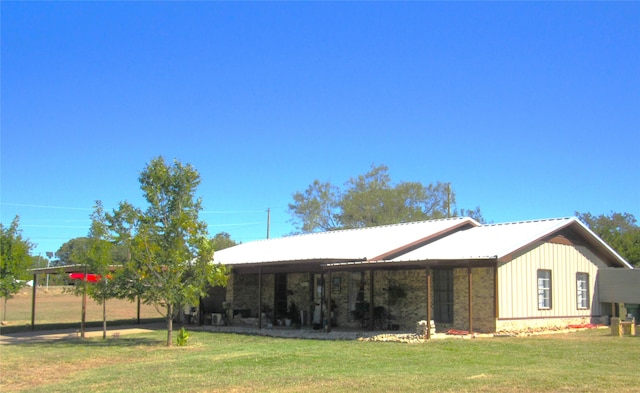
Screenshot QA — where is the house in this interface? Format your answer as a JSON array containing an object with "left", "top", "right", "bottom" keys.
[{"left": 212, "top": 217, "right": 634, "bottom": 333}]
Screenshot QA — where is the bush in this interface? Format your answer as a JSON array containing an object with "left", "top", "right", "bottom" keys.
[{"left": 176, "top": 327, "right": 189, "bottom": 346}]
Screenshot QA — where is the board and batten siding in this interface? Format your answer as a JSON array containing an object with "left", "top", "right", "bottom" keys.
[{"left": 497, "top": 242, "right": 606, "bottom": 321}]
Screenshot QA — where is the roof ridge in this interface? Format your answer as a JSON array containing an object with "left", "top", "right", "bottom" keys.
[
  {"left": 482, "top": 217, "right": 574, "bottom": 227},
  {"left": 245, "top": 217, "right": 472, "bottom": 243}
]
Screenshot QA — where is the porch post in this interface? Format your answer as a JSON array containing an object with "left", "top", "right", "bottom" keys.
[
  {"left": 320, "top": 272, "right": 325, "bottom": 328},
  {"left": 426, "top": 266, "right": 432, "bottom": 340},
  {"left": 326, "top": 270, "right": 332, "bottom": 332},
  {"left": 258, "top": 267, "right": 263, "bottom": 329},
  {"left": 31, "top": 273, "right": 38, "bottom": 331},
  {"left": 369, "top": 269, "right": 375, "bottom": 330},
  {"left": 468, "top": 264, "right": 473, "bottom": 335}
]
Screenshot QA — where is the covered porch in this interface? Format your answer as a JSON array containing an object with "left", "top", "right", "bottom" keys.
[{"left": 212, "top": 258, "right": 499, "bottom": 337}]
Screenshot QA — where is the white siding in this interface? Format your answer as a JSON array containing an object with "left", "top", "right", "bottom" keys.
[{"left": 498, "top": 242, "right": 604, "bottom": 319}]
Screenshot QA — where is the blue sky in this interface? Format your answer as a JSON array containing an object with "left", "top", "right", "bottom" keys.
[{"left": 2, "top": 2, "right": 639, "bottom": 258}]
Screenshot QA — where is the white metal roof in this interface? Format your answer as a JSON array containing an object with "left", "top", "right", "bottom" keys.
[
  {"left": 213, "top": 217, "right": 479, "bottom": 265},
  {"left": 391, "top": 217, "right": 632, "bottom": 268}
]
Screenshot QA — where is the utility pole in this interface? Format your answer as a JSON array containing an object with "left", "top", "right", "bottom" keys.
[{"left": 266, "top": 208, "right": 271, "bottom": 239}]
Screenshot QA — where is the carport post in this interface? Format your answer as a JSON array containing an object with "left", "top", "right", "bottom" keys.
[
  {"left": 81, "top": 265, "right": 87, "bottom": 339},
  {"left": 31, "top": 273, "right": 38, "bottom": 331}
]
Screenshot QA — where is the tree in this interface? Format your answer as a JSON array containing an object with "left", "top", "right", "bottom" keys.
[
  {"left": 69, "top": 201, "right": 116, "bottom": 339},
  {"left": 211, "top": 232, "right": 240, "bottom": 251},
  {"left": 0, "top": 216, "right": 34, "bottom": 322},
  {"left": 55, "top": 237, "right": 91, "bottom": 266},
  {"left": 289, "top": 180, "right": 342, "bottom": 232},
  {"left": 289, "top": 164, "right": 484, "bottom": 233},
  {"left": 576, "top": 211, "right": 640, "bottom": 268},
  {"left": 111, "top": 157, "right": 229, "bottom": 346}
]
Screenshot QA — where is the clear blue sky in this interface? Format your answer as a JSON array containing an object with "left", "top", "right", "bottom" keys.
[{"left": 2, "top": 2, "right": 639, "bottom": 258}]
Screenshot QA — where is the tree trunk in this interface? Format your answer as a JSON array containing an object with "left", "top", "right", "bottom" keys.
[
  {"left": 3, "top": 297, "right": 7, "bottom": 322},
  {"left": 166, "top": 303, "right": 173, "bottom": 346}
]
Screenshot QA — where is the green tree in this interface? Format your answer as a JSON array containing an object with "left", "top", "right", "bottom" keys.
[
  {"left": 211, "top": 232, "right": 240, "bottom": 251},
  {"left": 289, "top": 164, "right": 484, "bottom": 233},
  {"left": 289, "top": 180, "right": 342, "bottom": 232},
  {"left": 576, "top": 211, "right": 640, "bottom": 268},
  {"left": 84, "top": 202, "right": 117, "bottom": 338},
  {"left": 55, "top": 237, "right": 91, "bottom": 266},
  {"left": 105, "top": 201, "right": 151, "bottom": 325},
  {"left": 0, "top": 216, "right": 34, "bottom": 321},
  {"left": 111, "top": 157, "right": 229, "bottom": 346}
]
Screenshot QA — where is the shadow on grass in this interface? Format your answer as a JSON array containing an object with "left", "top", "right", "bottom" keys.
[
  {"left": 2, "top": 335, "right": 164, "bottom": 347},
  {"left": 0, "top": 318, "right": 165, "bottom": 335}
]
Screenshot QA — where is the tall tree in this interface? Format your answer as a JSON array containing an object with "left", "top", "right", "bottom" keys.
[
  {"left": 77, "top": 201, "right": 116, "bottom": 339},
  {"left": 0, "top": 216, "right": 34, "bottom": 322},
  {"left": 55, "top": 237, "right": 91, "bottom": 266},
  {"left": 289, "top": 180, "right": 342, "bottom": 232},
  {"left": 576, "top": 211, "right": 640, "bottom": 267},
  {"left": 112, "top": 157, "right": 229, "bottom": 346},
  {"left": 289, "top": 164, "right": 484, "bottom": 233}
]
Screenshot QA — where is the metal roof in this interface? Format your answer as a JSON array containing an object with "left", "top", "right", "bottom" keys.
[
  {"left": 214, "top": 216, "right": 632, "bottom": 269},
  {"left": 213, "top": 217, "right": 479, "bottom": 265},
  {"left": 391, "top": 217, "right": 632, "bottom": 268}
]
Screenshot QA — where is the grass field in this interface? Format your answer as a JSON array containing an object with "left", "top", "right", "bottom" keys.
[
  {"left": 1, "top": 288, "right": 639, "bottom": 392},
  {"left": 1, "top": 328, "right": 639, "bottom": 392},
  {"left": 0, "top": 286, "right": 162, "bottom": 333}
]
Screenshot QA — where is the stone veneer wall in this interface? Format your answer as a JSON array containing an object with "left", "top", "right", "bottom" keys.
[
  {"left": 452, "top": 267, "right": 496, "bottom": 333},
  {"left": 229, "top": 266, "right": 497, "bottom": 332},
  {"left": 371, "top": 270, "right": 429, "bottom": 330}
]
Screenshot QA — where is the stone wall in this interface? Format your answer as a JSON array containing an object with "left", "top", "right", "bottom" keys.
[
  {"left": 229, "top": 266, "right": 497, "bottom": 332},
  {"left": 452, "top": 267, "right": 496, "bottom": 333}
]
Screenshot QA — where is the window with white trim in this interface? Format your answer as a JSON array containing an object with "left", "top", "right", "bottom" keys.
[
  {"left": 537, "top": 270, "right": 552, "bottom": 310},
  {"left": 576, "top": 272, "right": 590, "bottom": 309}
]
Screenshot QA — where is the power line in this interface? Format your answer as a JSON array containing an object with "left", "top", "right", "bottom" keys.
[
  {"left": 1, "top": 203, "right": 94, "bottom": 211},
  {"left": 201, "top": 209, "right": 266, "bottom": 214}
]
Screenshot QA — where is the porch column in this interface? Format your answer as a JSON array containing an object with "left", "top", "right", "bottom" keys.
[
  {"left": 369, "top": 269, "right": 375, "bottom": 331},
  {"left": 426, "top": 266, "right": 432, "bottom": 340},
  {"left": 468, "top": 264, "right": 473, "bottom": 335},
  {"left": 31, "top": 273, "right": 38, "bottom": 331},
  {"left": 258, "top": 267, "right": 263, "bottom": 329},
  {"left": 326, "top": 270, "right": 332, "bottom": 332}
]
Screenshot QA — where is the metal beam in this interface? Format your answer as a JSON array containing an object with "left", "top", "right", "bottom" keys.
[{"left": 31, "top": 273, "right": 37, "bottom": 331}]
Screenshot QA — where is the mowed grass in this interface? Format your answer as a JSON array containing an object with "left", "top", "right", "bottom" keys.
[
  {"left": 0, "top": 286, "right": 162, "bottom": 332},
  {"left": 2, "top": 328, "right": 639, "bottom": 392},
  {"left": 2, "top": 288, "right": 639, "bottom": 392}
]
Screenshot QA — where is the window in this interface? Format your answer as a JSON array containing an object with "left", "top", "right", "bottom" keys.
[
  {"left": 537, "top": 270, "right": 552, "bottom": 310},
  {"left": 576, "top": 272, "right": 590, "bottom": 309},
  {"left": 433, "top": 269, "right": 454, "bottom": 323}
]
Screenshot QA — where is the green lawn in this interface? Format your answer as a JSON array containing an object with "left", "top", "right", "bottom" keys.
[{"left": 2, "top": 328, "right": 639, "bottom": 392}]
